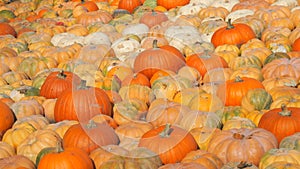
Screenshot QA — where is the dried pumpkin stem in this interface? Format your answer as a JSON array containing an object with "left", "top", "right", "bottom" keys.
[
  {"left": 153, "top": 39, "right": 159, "bottom": 48},
  {"left": 86, "top": 120, "right": 97, "bottom": 129},
  {"left": 57, "top": 70, "right": 67, "bottom": 79},
  {"left": 77, "top": 80, "right": 89, "bottom": 90},
  {"left": 279, "top": 104, "right": 291, "bottom": 116},
  {"left": 235, "top": 76, "right": 243, "bottom": 82},
  {"left": 237, "top": 161, "right": 252, "bottom": 169},
  {"left": 226, "top": 18, "right": 234, "bottom": 30},
  {"left": 233, "top": 133, "right": 244, "bottom": 139},
  {"left": 159, "top": 123, "right": 173, "bottom": 138}
]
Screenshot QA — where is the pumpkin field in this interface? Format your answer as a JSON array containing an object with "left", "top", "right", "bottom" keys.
[{"left": 0, "top": 0, "right": 300, "bottom": 168}]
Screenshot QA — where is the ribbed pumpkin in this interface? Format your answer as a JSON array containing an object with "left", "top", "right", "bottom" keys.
[
  {"left": 118, "top": 0, "right": 142, "bottom": 13},
  {"left": 217, "top": 76, "right": 265, "bottom": 106},
  {"left": 54, "top": 80, "right": 112, "bottom": 122},
  {"left": 258, "top": 104, "right": 300, "bottom": 144},
  {"left": 211, "top": 19, "right": 256, "bottom": 48},
  {"left": 241, "top": 88, "right": 273, "bottom": 112},
  {"left": 186, "top": 51, "right": 228, "bottom": 77},
  {"left": 40, "top": 71, "right": 81, "bottom": 99},
  {"left": 207, "top": 128, "right": 278, "bottom": 166},
  {"left": 0, "top": 22, "right": 17, "bottom": 37},
  {"left": 63, "top": 120, "right": 119, "bottom": 154},
  {"left": 133, "top": 40, "right": 185, "bottom": 79},
  {"left": 138, "top": 124, "right": 198, "bottom": 164}
]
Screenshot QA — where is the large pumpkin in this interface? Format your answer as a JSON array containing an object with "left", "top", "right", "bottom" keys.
[
  {"left": 138, "top": 124, "right": 198, "bottom": 164},
  {"left": 157, "top": 0, "right": 190, "bottom": 10},
  {"left": 207, "top": 128, "right": 278, "bottom": 166},
  {"left": 54, "top": 80, "right": 112, "bottom": 122},
  {"left": 211, "top": 19, "right": 256, "bottom": 47},
  {"left": 258, "top": 104, "right": 300, "bottom": 144}
]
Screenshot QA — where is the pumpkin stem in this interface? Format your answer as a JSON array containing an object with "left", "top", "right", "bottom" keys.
[
  {"left": 159, "top": 123, "right": 173, "bottom": 138},
  {"left": 55, "top": 141, "right": 64, "bottom": 153},
  {"left": 57, "top": 70, "right": 67, "bottom": 79},
  {"left": 233, "top": 133, "right": 244, "bottom": 139},
  {"left": 237, "top": 161, "right": 252, "bottom": 169},
  {"left": 77, "top": 80, "right": 89, "bottom": 90},
  {"left": 86, "top": 120, "right": 97, "bottom": 129},
  {"left": 153, "top": 39, "right": 159, "bottom": 48},
  {"left": 279, "top": 104, "right": 291, "bottom": 116},
  {"left": 226, "top": 18, "right": 234, "bottom": 30},
  {"left": 234, "top": 76, "right": 243, "bottom": 82}
]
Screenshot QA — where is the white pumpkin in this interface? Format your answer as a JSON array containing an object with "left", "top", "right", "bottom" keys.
[
  {"left": 271, "top": 0, "right": 298, "bottom": 9},
  {"left": 189, "top": 0, "right": 214, "bottom": 6},
  {"left": 164, "top": 25, "right": 202, "bottom": 52},
  {"left": 111, "top": 36, "right": 141, "bottom": 61},
  {"left": 83, "top": 32, "right": 111, "bottom": 46},
  {"left": 177, "top": 3, "right": 207, "bottom": 16},
  {"left": 51, "top": 33, "right": 84, "bottom": 47},
  {"left": 121, "top": 23, "right": 149, "bottom": 39},
  {"left": 211, "top": 0, "right": 239, "bottom": 12},
  {"left": 225, "top": 9, "right": 254, "bottom": 22}
]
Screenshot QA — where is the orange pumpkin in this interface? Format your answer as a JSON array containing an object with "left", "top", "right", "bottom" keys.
[
  {"left": 217, "top": 76, "right": 265, "bottom": 106},
  {"left": 211, "top": 19, "right": 256, "bottom": 48},
  {"left": 118, "top": 0, "right": 142, "bottom": 13},
  {"left": 258, "top": 104, "right": 300, "bottom": 144},
  {"left": 40, "top": 71, "right": 81, "bottom": 99},
  {"left": 0, "top": 22, "right": 17, "bottom": 37},
  {"left": 292, "top": 37, "right": 300, "bottom": 51},
  {"left": 0, "top": 101, "right": 14, "bottom": 139},
  {"left": 157, "top": 0, "right": 190, "bottom": 10},
  {"left": 138, "top": 124, "right": 198, "bottom": 164},
  {"left": 63, "top": 120, "right": 119, "bottom": 154}
]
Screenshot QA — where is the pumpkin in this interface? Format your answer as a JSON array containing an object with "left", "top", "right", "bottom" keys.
[
  {"left": 230, "top": 67, "right": 263, "bottom": 82},
  {"left": 0, "top": 155, "right": 35, "bottom": 169},
  {"left": 37, "top": 146, "right": 94, "bottom": 169},
  {"left": 138, "top": 124, "right": 198, "bottom": 164},
  {"left": 99, "top": 147, "right": 162, "bottom": 169},
  {"left": 157, "top": 0, "right": 189, "bottom": 10},
  {"left": 279, "top": 132, "right": 300, "bottom": 151},
  {"left": 89, "top": 145, "right": 128, "bottom": 168},
  {"left": 0, "top": 101, "right": 14, "bottom": 139},
  {"left": 146, "top": 98, "right": 191, "bottom": 127},
  {"left": 292, "top": 37, "right": 300, "bottom": 51},
  {"left": 118, "top": 84, "right": 155, "bottom": 105},
  {"left": 181, "top": 150, "right": 224, "bottom": 169},
  {"left": 241, "top": 88, "right": 273, "bottom": 112},
  {"left": 76, "top": 1, "right": 98, "bottom": 12},
  {"left": 12, "top": 115, "right": 49, "bottom": 130},
  {"left": 270, "top": 94, "right": 300, "bottom": 109},
  {"left": 190, "top": 127, "right": 221, "bottom": 151},
  {"left": 186, "top": 51, "right": 228, "bottom": 77},
  {"left": 207, "top": 128, "right": 278, "bottom": 166},
  {"left": 151, "top": 75, "right": 193, "bottom": 101},
  {"left": 262, "top": 77, "right": 299, "bottom": 92},
  {"left": 45, "top": 120, "right": 78, "bottom": 139},
  {"left": 17, "top": 129, "right": 62, "bottom": 163},
  {"left": 179, "top": 107, "right": 220, "bottom": 129},
  {"left": 246, "top": 110, "right": 268, "bottom": 127},
  {"left": 40, "top": 71, "right": 81, "bottom": 99},
  {"left": 76, "top": 10, "right": 113, "bottom": 26},
  {"left": 121, "top": 72, "right": 150, "bottom": 87},
  {"left": 0, "top": 22, "right": 17, "bottom": 37},
  {"left": 118, "top": 0, "right": 142, "bottom": 13},
  {"left": 63, "top": 120, "right": 119, "bottom": 154},
  {"left": 217, "top": 76, "right": 265, "bottom": 106},
  {"left": 10, "top": 99, "right": 44, "bottom": 120},
  {"left": 221, "top": 161, "right": 258, "bottom": 169},
  {"left": 259, "top": 148, "right": 300, "bottom": 169},
  {"left": 0, "top": 141, "right": 15, "bottom": 158},
  {"left": 263, "top": 52, "right": 290, "bottom": 66},
  {"left": 139, "top": 10, "right": 168, "bottom": 28},
  {"left": 218, "top": 106, "right": 248, "bottom": 124},
  {"left": 258, "top": 104, "right": 300, "bottom": 144},
  {"left": 211, "top": 19, "right": 256, "bottom": 48},
  {"left": 159, "top": 162, "right": 207, "bottom": 169},
  {"left": 198, "top": 6, "right": 229, "bottom": 20},
  {"left": 222, "top": 117, "right": 257, "bottom": 130},
  {"left": 133, "top": 39, "right": 185, "bottom": 79},
  {"left": 113, "top": 98, "right": 148, "bottom": 125},
  {"left": 264, "top": 162, "right": 300, "bottom": 169},
  {"left": 54, "top": 80, "right": 112, "bottom": 122}
]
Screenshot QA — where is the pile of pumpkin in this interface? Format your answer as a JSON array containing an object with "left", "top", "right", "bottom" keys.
[{"left": 1, "top": 0, "right": 300, "bottom": 168}]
